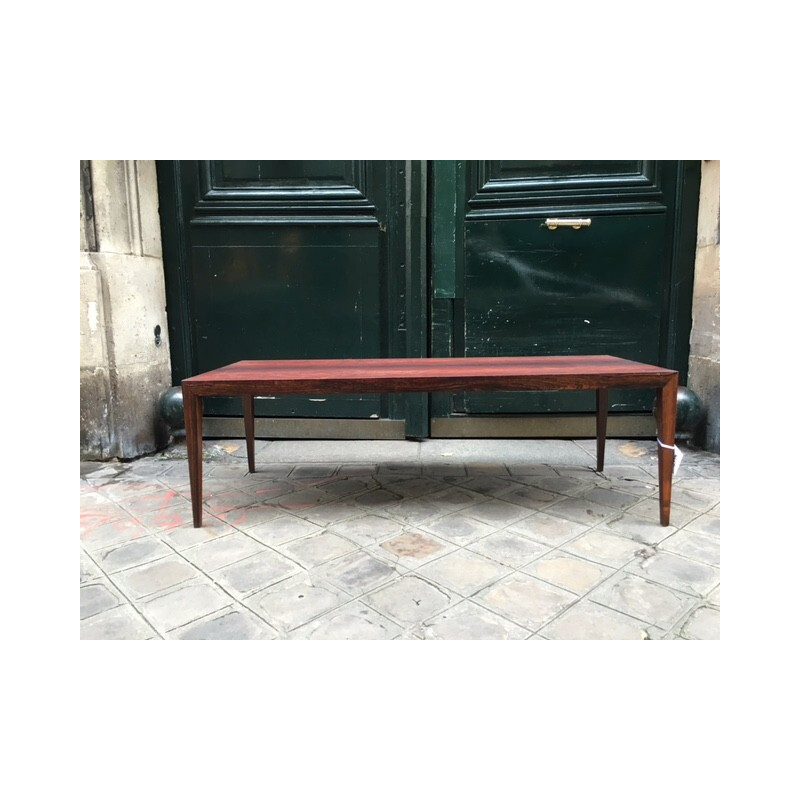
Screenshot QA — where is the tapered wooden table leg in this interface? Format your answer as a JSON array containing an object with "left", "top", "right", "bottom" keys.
[
  {"left": 243, "top": 394, "right": 255, "bottom": 473},
  {"left": 656, "top": 374, "right": 679, "bottom": 527},
  {"left": 596, "top": 388, "right": 608, "bottom": 472},
  {"left": 184, "top": 388, "right": 204, "bottom": 528}
]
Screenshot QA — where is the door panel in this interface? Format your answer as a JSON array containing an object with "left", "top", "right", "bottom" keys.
[
  {"left": 189, "top": 227, "right": 381, "bottom": 418},
  {"left": 463, "top": 213, "right": 667, "bottom": 413},
  {"left": 431, "top": 159, "right": 699, "bottom": 420},
  {"left": 158, "top": 160, "right": 405, "bottom": 420}
]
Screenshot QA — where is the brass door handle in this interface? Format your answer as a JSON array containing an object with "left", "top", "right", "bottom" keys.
[{"left": 544, "top": 218, "right": 592, "bottom": 230}]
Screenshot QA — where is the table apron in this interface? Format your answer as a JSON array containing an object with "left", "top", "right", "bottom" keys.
[{"left": 182, "top": 376, "right": 673, "bottom": 396}]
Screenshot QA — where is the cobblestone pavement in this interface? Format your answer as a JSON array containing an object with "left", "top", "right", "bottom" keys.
[{"left": 80, "top": 438, "right": 720, "bottom": 640}]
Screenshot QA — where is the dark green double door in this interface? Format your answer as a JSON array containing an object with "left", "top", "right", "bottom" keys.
[{"left": 157, "top": 161, "right": 699, "bottom": 436}]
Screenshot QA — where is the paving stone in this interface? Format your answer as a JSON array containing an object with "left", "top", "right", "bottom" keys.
[
  {"left": 289, "top": 602, "right": 401, "bottom": 640},
  {"left": 463, "top": 499, "right": 536, "bottom": 526},
  {"left": 246, "top": 574, "right": 350, "bottom": 633},
  {"left": 580, "top": 486, "right": 641, "bottom": 510},
  {"left": 137, "top": 502, "right": 195, "bottom": 531},
  {"left": 384, "top": 497, "right": 445, "bottom": 525},
  {"left": 81, "top": 604, "right": 155, "bottom": 640},
  {"left": 140, "top": 582, "right": 233, "bottom": 633},
  {"left": 245, "top": 515, "right": 323, "bottom": 547},
  {"left": 467, "top": 530, "right": 550, "bottom": 568},
  {"left": 99, "top": 479, "right": 167, "bottom": 502},
  {"left": 337, "top": 464, "right": 378, "bottom": 477},
  {"left": 423, "top": 486, "right": 484, "bottom": 512},
  {"left": 176, "top": 479, "right": 243, "bottom": 499},
  {"left": 215, "top": 504, "right": 287, "bottom": 529},
  {"left": 172, "top": 608, "right": 278, "bottom": 640},
  {"left": 184, "top": 533, "right": 265, "bottom": 572},
  {"left": 297, "top": 502, "right": 369, "bottom": 526},
  {"left": 313, "top": 550, "right": 402, "bottom": 595},
  {"left": 465, "top": 463, "right": 511, "bottom": 477},
  {"left": 240, "top": 462, "right": 293, "bottom": 478},
  {"left": 421, "top": 462, "right": 468, "bottom": 477},
  {"left": 419, "top": 600, "right": 530, "bottom": 640},
  {"left": 213, "top": 550, "right": 301, "bottom": 597},
  {"left": 600, "top": 465, "right": 653, "bottom": 481},
  {"left": 669, "top": 487, "right": 719, "bottom": 512},
  {"left": 80, "top": 551, "right": 102, "bottom": 583},
  {"left": 126, "top": 461, "right": 170, "bottom": 477},
  {"left": 420, "top": 512, "right": 497, "bottom": 546},
  {"left": 118, "top": 488, "right": 186, "bottom": 516},
  {"left": 159, "top": 518, "right": 240, "bottom": 550},
  {"left": 80, "top": 516, "right": 150, "bottom": 552},
  {"left": 597, "top": 513, "right": 678, "bottom": 545},
  {"left": 661, "top": 529, "right": 720, "bottom": 566},
  {"left": 354, "top": 488, "right": 402, "bottom": 508},
  {"left": 560, "top": 529, "right": 646, "bottom": 568},
  {"left": 82, "top": 442, "right": 720, "bottom": 640},
  {"left": 269, "top": 440, "right": 419, "bottom": 463},
  {"left": 364, "top": 576, "right": 452, "bottom": 626},
  {"left": 326, "top": 514, "right": 406, "bottom": 547},
  {"left": 507, "top": 512, "right": 590, "bottom": 547},
  {"left": 274, "top": 487, "right": 336, "bottom": 511},
  {"left": 554, "top": 466, "right": 608, "bottom": 483},
  {"left": 505, "top": 464, "right": 561, "bottom": 478},
  {"left": 291, "top": 464, "right": 339, "bottom": 479},
  {"left": 539, "top": 601, "right": 654, "bottom": 640},
  {"left": 683, "top": 514, "right": 720, "bottom": 536},
  {"left": 681, "top": 606, "right": 720, "bottom": 639},
  {"left": 589, "top": 573, "right": 696, "bottom": 628},
  {"left": 95, "top": 537, "right": 173, "bottom": 574},
  {"left": 543, "top": 496, "right": 620, "bottom": 526},
  {"left": 80, "top": 490, "right": 120, "bottom": 509},
  {"left": 416, "top": 549, "right": 511, "bottom": 596},
  {"left": 627, "top": 552, "right": 720, "bottom": 597},
  {"left": 377, "top": 531, "right": 454, "bottom": 567},
  {"left": 626, "top": 498, "right": 697, "bottom": 528},
  {"left": 515, "top": 474, "right": 589, "bottom": 497},
  {"left": 321, "top": 477, "right": 378, "bottom": 498},
  {"left": 447, "top": 475, "right": 517, "bottom": 497},
  {"left": 443, "top": 439, "right": 591, "bottom": 465},
  {"left": 291, "top": 477, "right": 338, "bottom": 491},
  {"left": 522, "top": 553, "right": 613, "bottom": 595},
  {"left": 384, "top": 476, "right": 444, "bottom": 498},
  {"left": 600, "top": 476, "right": 659, "bottom": 497},
  {"left": 244, "top": 479, "right": 297, "bottom": 500},
  {"left": 113, "top": 556, "right": 200, "bottom": 599},
  {"left": 374, "top": 473, "right": 412, "bottom": 487},
  {"left": 475, "top": 574, "right": 576, "bottom": 631},
  {"left": 80, "top": 506, "right": 131, "bottom": 536},
  {"left": 158, "top": 463, "right": 192, "bottom": 480},
  {"left": 674, "top": 477, "right": 720, "bottom": 497},
  {"left": 501, "top": 485, "right": 559, "bottom": 510},
  {"left": 80, "top": 582, "right": 123, "bottom": 620},
  {"left": 377, "top": 462, "right": 422, "bottom": 476},
  {"left": 207, "top": 464, "right": 252, "bottom": 479},
  {"left": 279, "top": 531, "right": 357, "bottom": 568}
]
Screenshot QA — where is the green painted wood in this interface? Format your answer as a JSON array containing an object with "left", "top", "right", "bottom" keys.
[
  {"left": 432, "top": 160, "right": 457, "bottom": 299},
  {"left": 429, "top": 160, "right": 700, "bottom": 417},
  {"left": 157, "top": 160, "right": 411, "bottom": 421},
  {"left": 403, "top": 160, "right": 430, "bottom": 438},
  {"left": 462, "top": 212, "right": 667, "bottom": 413}
]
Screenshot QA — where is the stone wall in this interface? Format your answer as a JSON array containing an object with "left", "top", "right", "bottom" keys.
[
  {"left": 687, "top": 160, "right": 721, "bottom": 453},
  {"left": 80, "top": 161, "right": 172, "bottom": 459}
]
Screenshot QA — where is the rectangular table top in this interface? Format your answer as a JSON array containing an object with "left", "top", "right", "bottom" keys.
[{"left": 182, "top": 355, "right": 676, "bottom": 394}]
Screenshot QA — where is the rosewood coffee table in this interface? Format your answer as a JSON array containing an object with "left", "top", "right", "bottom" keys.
[{"left": 182, "top": 355, "right": 679, "bottom": 528}]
